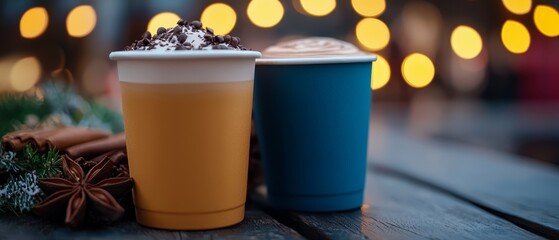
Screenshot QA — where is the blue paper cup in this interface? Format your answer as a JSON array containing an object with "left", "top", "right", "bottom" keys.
[{"left": 254, "top": 55, "right": 376, "bottom": 212}]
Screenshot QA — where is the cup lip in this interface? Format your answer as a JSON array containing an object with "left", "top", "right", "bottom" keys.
[
  {"left": 256, "top": 55, "right": 376, "bottom": 65},
  {"left": 109, "top": 50, "right": 262, "bottom": 60}
]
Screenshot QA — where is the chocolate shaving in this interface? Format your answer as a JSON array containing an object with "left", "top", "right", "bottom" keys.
[
  {"left": 124, "top": 18, "right": 247, "bottom": 51},
  {"left": 190, "top": 20, "right": 202, "bottom": 29},
  {"left": 156, "top": 27, "right": 166, "bottom": 35}
]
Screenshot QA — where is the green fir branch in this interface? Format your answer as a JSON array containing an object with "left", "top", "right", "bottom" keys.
[
  {"left": 0, "top": 93, "right": 52, "bottom": 136},
  {"left": 0, "top": 146, "right": 25, "bottom": 174},
  {"left": 0, "top": 171, "right": 42, "bottom": 214},
  {"left": 21, "top": 145, "right": 61, "bottom": 178},
  {"left": 0, "top": 145, "right": 61, "bottom": 214}
]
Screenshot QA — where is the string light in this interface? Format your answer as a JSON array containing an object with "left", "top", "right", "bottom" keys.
[
  {"left": 247, "top": 0, "right": 284, "bottom": 28},
  {"left": 66, "top": 5, "right": 97, "bottom": 38},
  {"left": 501, "top": 20, "right": 530, "bottom": 54},
  {"left": 371, "top": 55, "right": 390, "bottom": 90},
  {"left": 147, "top": 12, "right": 180, "bottom": 35},
  {"left": 10, "top": 57, "right": 41, "bottom": 92},
  {"left": 401, "top": 53, "right": 435, "bottom": 88},
  {"left": 20, "top": 7, "right": 49, "bottom": 39},
  {"left": 355, "top": 18, "right": 390, "bottom": 51},
  {"left": 533, "top": 5, "right": 559, "bottom": 37},
  {"left": 201, "top": 3, "right": 237, "bottom": 35},
  {"left": 451, "top": 25, "right": 483, "bottom": 59},
  {"left": 299, "top": 0, "right": 336, "bottom": 17},
  {"left": 502, "top": 0, "right": 532, "bottom": 15},
  {"left": 351, "top": 0, "right": 386, "bottom": 17}
]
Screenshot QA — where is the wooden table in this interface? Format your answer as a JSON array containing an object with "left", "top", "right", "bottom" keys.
[{"left": 1, "top": 106, "right": 558, "bottom": 239}]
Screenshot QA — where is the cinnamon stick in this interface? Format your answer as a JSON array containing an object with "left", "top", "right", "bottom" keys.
[
  {"left": 2, "top": 128, "right": 61, "bottom": 151},
  {"left": 65, "top": 133, "right": 126, "bottom": 159},
  {"left": 40, "top": 127, "right": 110, "bottom": 152},
  {"left": 89, "top": 148, "right": 127, "bottom": 164},
  {"left": 2, "top": 127, "right": 110, "bottom": 152}
]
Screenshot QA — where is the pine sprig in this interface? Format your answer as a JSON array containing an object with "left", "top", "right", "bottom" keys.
[
  {"left": 1, "top": 154, "right": 25, "bottom": 174},
  {"left": 0, "top": 93, "right": 51, "bottom": 136},
  {"left": 21, "top": 145, "right": 61, "bottom": 178},
  {"left": 1, "top": 146, "right": 25, "bottom": 174},
  {"left": 0, "top": 171, "right": 42, "bottom": 214},
  {"left": 0, "top": 145, "right": 61, "bottom": 214}
]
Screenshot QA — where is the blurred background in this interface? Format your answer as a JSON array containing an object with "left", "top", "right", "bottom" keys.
[{"left": 0, "top": 0, "right": 558, "bottom": 165}]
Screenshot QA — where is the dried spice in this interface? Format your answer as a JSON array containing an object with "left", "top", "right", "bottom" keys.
[{"left": 33, "top": 155, "right": 133, "bottom": 227}]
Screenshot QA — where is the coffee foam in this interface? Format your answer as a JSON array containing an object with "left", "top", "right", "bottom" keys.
[{"left": 262, "top": 37, "right": 367, "bottom": 59}]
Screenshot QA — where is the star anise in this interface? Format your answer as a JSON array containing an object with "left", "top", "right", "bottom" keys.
[{"left": 33, "top": 155, "right": 134, "bottom": 227}]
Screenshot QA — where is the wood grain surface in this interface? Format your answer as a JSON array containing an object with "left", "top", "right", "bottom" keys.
[
  {"left": 368, "top": 121, "right": 559, "bottom": 238},
  {"left": 261, "top": 170, "right": 541, "bottom": 240},
  {"left": 0, "top": 207, "right": 302, "bottom": 240}
]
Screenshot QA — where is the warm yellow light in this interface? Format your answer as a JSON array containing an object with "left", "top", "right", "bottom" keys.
[
  {"left": 533, "top": 5, "right": 559, "bottom": 37},
  {"left": 371, "top": 55, "right": 390, "bottom": 90},
  {"left": 501, "top": 20, "right": 530, "bottom": 54},
  {"left": 355, "top": 18, "right": 390, "bottom": 51},
  {"left": 201, "top": 3, "right": 237, "bottom": 35},
  {"left": 0, "top": 58, "right": 15, "bottom": 92},
  {"left": 66, "top": 5, "right": 96, "bottom": 38},
  {"left": 20, "top": 7, "right": 49, "bottom": 39},
  {"left": 247, "top": 0, "right": 284, "bottom": 28},
  {"left": 401, "top": 53, "right": 435, "bottom": 88},
  {"left": 352, "top": 0, "right": 386, "bottom": 17},
  {"left": 502, "top": 0, "right": 532, "bottom": 15},
  {"left": 451, "top": 25, "right": 483, "bottom": 59},
  {"left": 10, "top": 57, "right": 41, "bottom": 92},
  {"left": 300, "top": 0, "right": 336, "bottom": 17},
  {"left": 147, "top": 12, "right": 180, "bottom": 36}
]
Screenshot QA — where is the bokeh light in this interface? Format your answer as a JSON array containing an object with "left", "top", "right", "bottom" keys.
[
  {"left": 399, "top": 1, "right": 442, "bottom": 58},
  {"left": 501, "top": 20, "right": 530, "bottom": 54},
  {"left": 51, "top": 68, "right": 74, "bottom": 84},
  {"left": 448, "top": 50, "right": 488, "bottom": 93},
  {"left": 451, "top": 25, "right": 483, "bottom": 59},
  {"left": 66, "top": 5, "right": 97, "bottom": 38},
  {"left": 356, "top": 18, "right": 390, "bottom": 51},
  {"left": 502, "top": 0, "right": 532, "bottom": 15},
  {"left": 351, "top": 0, "right": 386, "bottom": 17},
  {"left": 10, "top": 57, "right": 41, "bottom": 92},
  {"left": 20, "top": 7, "right": 49, "bottom": 39},
  {"left": 201, "top": 3, "right": 237, "bottom": 35},
  {"left": 371, "top": 55, "right": 391, "bottom": 90},
  {"left": 300, "top": 0, "right": 336, "bottom": 17},
  {"left": 147, "top": 12, "right": 180, "bottom": 36},
  {"left": 82, "top": 60, "right": 107, "bottom": 95},
  {"left": 401, "top": 53, "right": 435, "bottom": 88},
  {"left": 533, "top": 5, "right": 559, "bottom": 37},
  {"left": 247, "top": 0, "right": 284, "bottom": 28},
  {"left": 0, "top": 58, "right": 16, "bottom": 92}
]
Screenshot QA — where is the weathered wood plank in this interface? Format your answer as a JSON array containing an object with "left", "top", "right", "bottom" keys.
[
  {"left": 259, "top": 171, "right": 541, "bottom": 240},
  {"left": 368, "top": 121, "right": 559, "bottom": 238},
  {"left": 0, "top": 205, "right": 303, "bottom": 239}
]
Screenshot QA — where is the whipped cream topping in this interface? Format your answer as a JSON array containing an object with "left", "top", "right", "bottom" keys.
[
  {"left": 262, "top": 37, "right": 366, "bottom": 58},
  {"left": 125, "top": 20, "right": 246, "bottom": 51}
]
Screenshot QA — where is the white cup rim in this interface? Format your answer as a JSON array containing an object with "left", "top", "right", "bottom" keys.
[
  {"left": 109, "top": 50, "right": 261, "bottom": 60},
  {"left": 256, "top": 55, "right": 376, "bottom": 65}
]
